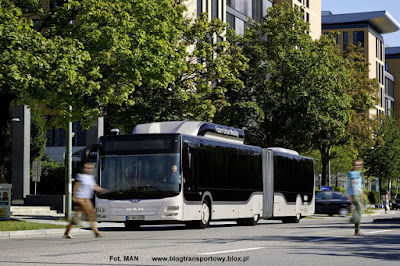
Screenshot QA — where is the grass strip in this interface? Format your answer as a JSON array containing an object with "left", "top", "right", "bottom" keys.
[{"left": 0, "top": 219, "right": 66, "bottom": 231}]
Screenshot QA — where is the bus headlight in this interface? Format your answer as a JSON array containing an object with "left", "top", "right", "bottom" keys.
[
  {"left": 165, "top": 213, "right": 178, "bottom": 217},
  {"left": 166, "top": 206, "right": 179, "bottom": 211}
]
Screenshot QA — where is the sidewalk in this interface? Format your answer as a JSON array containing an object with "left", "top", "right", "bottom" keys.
[{"left": 0, "top": 214, "right": 122, "bottom": 239}]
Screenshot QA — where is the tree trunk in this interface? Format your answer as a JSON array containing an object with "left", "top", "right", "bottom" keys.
[{"left": 320, "top": 147, "right": 330, "bottom": 187}]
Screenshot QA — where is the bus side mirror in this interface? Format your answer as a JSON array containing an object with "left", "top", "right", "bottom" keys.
[{"left": 82, "top": 144, "right": 99, "bottom": 164}]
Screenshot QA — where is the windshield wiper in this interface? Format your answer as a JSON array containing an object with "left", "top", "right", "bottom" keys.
[{"left": 134, "top": 186, "right": 164, "bottom": 192}]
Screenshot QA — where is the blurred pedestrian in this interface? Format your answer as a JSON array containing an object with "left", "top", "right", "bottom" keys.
[
  {"left": 64, "top": 162, "right": 107, "bottom": 239},
  {"left": 347, "top": 159, "right": 364, "bottom": 236},
  {"left": 384, "top": 191, "right": 390, "bottom": 214}
]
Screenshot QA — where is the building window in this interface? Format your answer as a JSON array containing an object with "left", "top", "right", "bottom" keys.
[
  {"left": 385, "top": 62, "right": 389, "bottom": 72},
  {"left": 212, "top": 0, "right": 218, "bottom": 19},
  {"left": 380, "top": 41, "right": 383, "bottom": 61},
  {"left": 306, "top": 0, "right": 309, "bottom": 8},
  {"left": 376, "top": 62, "right": 380, "bottom": 84},
  {"left": 197, "top": 0, "right": 202, "bottom": 16},
  {"left": 227, "top": 0, "right": 232, "bottom": 7},
  {"left": 226, "top": 13, "right": 235, "bottom": 30},
  {"left": 252, "top": 0, "right": 263, "bottom": 22},
  {"left": 353, "top": 31, "right": 364, "bottom": 47},
  {"left": 386, "top": 78, "right": 394, "bottom": 97},
  {"left": 376, "top": 38, "right": 379, "bottom": 58},
  {"left": 343, "top": 32, "right": 348, "bottom": 51},
  {"left": 46, "top": 121, "right": 87, "bottom": 147}
]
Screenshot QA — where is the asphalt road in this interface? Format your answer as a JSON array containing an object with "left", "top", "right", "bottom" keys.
[{"left": 0, "top": 213, "right": 399, "bottom": 265}]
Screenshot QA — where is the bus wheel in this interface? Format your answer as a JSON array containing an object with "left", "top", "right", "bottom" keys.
[
  {"left": 124, "top": 221, "right": 141, "bottom": 230},
  {"left": 198, "top": 199, "right": 211, "bottom": 229},
  {"left": 282, "top": 214, "right": 301, "bottom": 223},
  {"left": 236, "top": 219, "right": 247, "bottom": 226},
  {"left": 246, "top": 214, "right": 259, "bottom": 226},
  {"left": 291, "top": 213, "right": 301, "bottom": 223}
]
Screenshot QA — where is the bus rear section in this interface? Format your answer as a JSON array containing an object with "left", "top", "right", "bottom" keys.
[{"left": 262, "top": 148, "right": 315, "bottom": 223}]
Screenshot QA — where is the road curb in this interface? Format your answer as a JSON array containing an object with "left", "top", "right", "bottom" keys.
[
  {"left": 373, "top": 217, "right": 400, "bottom": 223},
  {"left": 0, "top": 228, "right": 91, "bottom": 239}
]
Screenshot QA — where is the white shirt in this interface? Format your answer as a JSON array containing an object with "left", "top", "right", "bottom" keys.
[{"left": 75, "top": 173, "right": 96, "bottom": 199}]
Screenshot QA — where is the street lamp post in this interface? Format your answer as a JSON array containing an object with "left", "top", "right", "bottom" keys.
[{"left": 64, "top": 121, "right": 72, "bottom": 220}]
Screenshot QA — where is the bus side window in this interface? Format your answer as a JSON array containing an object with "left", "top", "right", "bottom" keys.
[{"left": 183, "top": 145, "right": 194, "bottom": 192}]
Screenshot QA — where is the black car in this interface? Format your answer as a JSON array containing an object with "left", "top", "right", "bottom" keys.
[
  {"left": 392, "top": 194, "right": 400, "bottom": 210},
  {"left": 315, "top": 191, "right": 352, "bottom": 217}
]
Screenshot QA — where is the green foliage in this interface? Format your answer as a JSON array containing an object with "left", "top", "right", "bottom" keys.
[
  {"left": 367, "top": 191, "right": 379, "bottom": 204},
  {"left": 106, "top": 11, "right": 248, "bottom": 131},
  {"left": 37, "top": 0, "right": 188, "bottom": 128},
  {"left": 36, "top": 157, "right": 65, "bottom": 195},
  {"left": 0, "top": 0, "right": 42, "bottom": 181},
  {"left": 343, "top": 44, "right": 379, "bottom": 154},
  {"left": 362, "top": 190, "right": 370, "bottom": 205},
  {"left": 0, "top": 220, "right": 65, "bottom": 231},
  {"left": 362, "top": 115, "right": 400, "bottom": 190},
  {"left": 335, "top": 186, "right": 345, "bottom": 194},
  {"left": 29, "top": 103, "right": 47, "bottom": 163}
]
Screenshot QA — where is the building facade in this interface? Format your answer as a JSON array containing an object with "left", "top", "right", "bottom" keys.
[
  {"left": 274, "top": 0, "right": 321, "bottom": 40},
  {"left": 322, "top": 11, "right": 400, "bottom": 116},
  {"left": 386, "top": 47, "right": 400, "bottom": 116}
]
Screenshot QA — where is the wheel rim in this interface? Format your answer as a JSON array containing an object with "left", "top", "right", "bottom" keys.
[
  {"left": 339, "top": 209, "right": 348, "bottom": 217},
  {"left": 201, "top": 203, "right": 210, "bottom": 225},
  {"left": 253, "top": 214, "right": 259, "bottom": 222}
]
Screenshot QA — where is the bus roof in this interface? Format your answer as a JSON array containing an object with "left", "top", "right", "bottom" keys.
[{"left": 132, "top": 121, "right": 245, "bottom": 144}]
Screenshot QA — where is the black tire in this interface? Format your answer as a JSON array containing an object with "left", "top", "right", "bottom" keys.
[
  {"left": 291, "top": 213, "right": 301, "bottom": 223},
  {"left": 124, "top": 221, "right": 141, "bottom": 230},
  {"left": 236, "top": 219, "right": 247, "bottom": 226},
  {"left": 246, "top": 214, "right": 259, "bottom": 226},
  {"left": 283, "top": 214, "right": 301, "bottom": 223}
]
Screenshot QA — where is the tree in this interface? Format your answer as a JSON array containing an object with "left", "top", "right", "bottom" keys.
[
  {"left": 0, "top": 0, "right": 44, "bottom": 183},
  {"left": 343, "top": 44, "right": 379, "bottom": 154},
  {"left": 105, "top": 12, "right": 248, "bottom": 132},
  {"left": 362, "top": 115, "right": 400, "bottom": 194},
  {"left": 221, "top": 4, "right": 353, "bottom": 187},
  {"left": 35, "top": 0, "right": 188, "bottom": 128}
]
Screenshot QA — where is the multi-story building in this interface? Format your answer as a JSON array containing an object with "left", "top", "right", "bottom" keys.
[
  {"left": 186, "top": 0, "right": 273, "bottom": 36},
  {"left": 322, "top": 11, "right": 400, "bottom": 116},
  {"left": 386, "top": 47, "right": 400, "bottom": 116},
  {"left": 274, "top": 0, "right": 321, "bottom": 40}
]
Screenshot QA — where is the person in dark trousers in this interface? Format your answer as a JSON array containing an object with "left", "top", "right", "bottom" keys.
[
  {"left": 347, "top": 159, "right": 364, "bottom": 236},
  {"left": 64, "top": 163, "right": 107, "bottom": 239}
]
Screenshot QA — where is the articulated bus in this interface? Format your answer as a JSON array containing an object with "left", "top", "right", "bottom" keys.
[{"left": 88, "top": 121, "right": 314, "bottom": 229}]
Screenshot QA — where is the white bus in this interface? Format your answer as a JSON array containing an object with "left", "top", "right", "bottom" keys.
[{"left": 87, "top": 121, "right": 314, "bottom": 229}]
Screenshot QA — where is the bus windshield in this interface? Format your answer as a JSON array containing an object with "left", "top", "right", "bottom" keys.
[{"left": 98, "top": 135, "right": 181, "bottom": 199}]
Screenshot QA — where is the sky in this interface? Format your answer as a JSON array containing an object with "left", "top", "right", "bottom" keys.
[{"left": 322, "top": 0, "right": 400, "bottom": 47}]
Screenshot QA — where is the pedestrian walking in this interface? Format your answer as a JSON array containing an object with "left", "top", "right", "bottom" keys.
[
  {"left": 64, "top": 162, "right": 107, "bottom": 239},
  {"left": 384, "top": 191, "right": 390, "bottom": 214},
  {"left": 347, "top": 159, "right": 364, "bottom": 236}
]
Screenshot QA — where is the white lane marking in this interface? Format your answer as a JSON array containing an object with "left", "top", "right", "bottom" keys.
[
  {"left": 198, "top": 247, "right": 266, "bottom": 255},
  {"left": 366, "top": 230, "right": 392, "bottom": 234}
]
